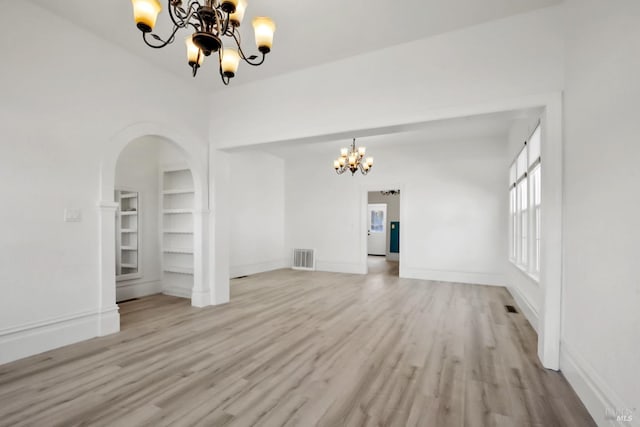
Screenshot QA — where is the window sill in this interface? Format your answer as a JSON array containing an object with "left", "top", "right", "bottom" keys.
[{"left": 509, "top": 260, "right": 540, "bottom": 284}]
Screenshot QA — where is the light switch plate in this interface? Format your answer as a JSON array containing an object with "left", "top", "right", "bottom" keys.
[{"left": 64, "top": 208, "right": 82, "bottom": 222}]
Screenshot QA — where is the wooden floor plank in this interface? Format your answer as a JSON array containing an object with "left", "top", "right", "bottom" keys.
[{"left": 0, "top": 261, "right": 594, "bottom": 426}]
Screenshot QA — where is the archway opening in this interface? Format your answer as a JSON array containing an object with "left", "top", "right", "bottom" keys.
[
  {"left": 113, "top": 136, "right": 198, "bottom": 312},
  {"left": 98, "top": 124, "right": 212, "bottom": 337}
]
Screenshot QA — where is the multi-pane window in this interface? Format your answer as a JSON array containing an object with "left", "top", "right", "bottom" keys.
[
  {"left": 509, "top": 184, "right": 517, "bottom": 260},
  {"left": 509, "top": 123, "right": 542, "bottom": 278}
]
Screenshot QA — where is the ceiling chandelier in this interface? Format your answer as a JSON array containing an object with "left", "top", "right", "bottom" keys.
[
  {"left": 333, "top": 139, "right": 374, "bottom": 176},
  {"left": 130, "top": 0, "right": 276, "bottom": 85},
  {"left": 381, "top": 189, "right": 400, "bottom": 196}
]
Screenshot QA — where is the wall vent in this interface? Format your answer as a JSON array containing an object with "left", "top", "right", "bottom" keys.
[
  {"left": 505, "top": 305, "right": 518, "bottom": 314},
  {"left": 292, "top": 249, "right": 315, "bottom": 271}
]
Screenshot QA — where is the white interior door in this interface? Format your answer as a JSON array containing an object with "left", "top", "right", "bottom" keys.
[{"left": 367, "top": 203, "right": 387, "bottom": 256}]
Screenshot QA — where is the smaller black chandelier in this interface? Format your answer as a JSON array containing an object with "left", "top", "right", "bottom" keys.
[
  {"left": 381, "top": 189, "right": 400, "bottom": 196},
  {"left": 131, "top": 0, "right": 275, "bottom": 85},
  {"left": 333, "top": 138, "right": 374, "bottom": 176}
]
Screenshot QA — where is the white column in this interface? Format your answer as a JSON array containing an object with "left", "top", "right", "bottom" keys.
[
  {"left": 97, "top": 201, "right": 120, "bottom": 336},
  {"left": 191, "top": 209, "right": 211, "bottom": 307},
  {"left": 208, "top": 149, "right": 231, "bottom": 305},
  {"left": 538, "top": 94, "right": 563, "bottom": 370}
]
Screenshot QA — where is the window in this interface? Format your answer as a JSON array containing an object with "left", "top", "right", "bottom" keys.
[
  {"left": 370, "top": 210, "right": 384, "bottom": 232},
  {"left": 530, "top": 163, "right": 541, "bottom": 274},
  {"left": 509, "top": 122, "right": 542, "bottom": 278}
]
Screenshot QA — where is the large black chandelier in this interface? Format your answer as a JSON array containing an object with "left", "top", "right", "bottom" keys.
[
  {"left": 333, "top": 139, "right": 374, "bottom": 176},
  {"left": 131, "top": 0, "right": 275, "bottom": 85}
]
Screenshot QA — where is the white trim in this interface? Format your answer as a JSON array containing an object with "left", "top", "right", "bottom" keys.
[
  {"left": 561, "top": 342, "right": 638, "bottom": 427},
  {"left": 162, "top": 286, "right": 192, "bottom": 299},
  {"left": 507, "top": 284, "right": 539, "bottom": 333},
  {"left": 401, "top": 267, "right": 504, "bottom": 287},
  {"left": 230, "top": 258, "right": 288, "bottom": 278},
  {"left": 315, "top": 260, "right": 367, "bottom": 275},
  {"left": 190, "top": 289, "right": 211, "bottom": 308},
  {"left": 116, "top": 279, "right": 162, "bottom": 301},
  {"left": 0, "top": 308, "right": 106, "bottom": 365}
]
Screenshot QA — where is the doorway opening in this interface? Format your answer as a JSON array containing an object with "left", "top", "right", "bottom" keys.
[{"left": 367, "top": 190, "right": 401, "bottom": 276}]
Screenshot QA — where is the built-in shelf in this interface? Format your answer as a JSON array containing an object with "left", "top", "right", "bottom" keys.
[
  {"left": 162, "top": 167, "right": 195, "bottom": 295},
  {"left": 163, "top": 189, "right": 195, "bottom": 195},
  {"left": 164, "top": 248, "right": 194, "bottom": 254},
  {"left": 116, "top": 189, "right": 141, "bottom": 282},
  {"left": 164, "top": 266, "right": 193, "bottom": 275},
  {"left": 163, "top": 209, "right": 193, "bottom": 215}
]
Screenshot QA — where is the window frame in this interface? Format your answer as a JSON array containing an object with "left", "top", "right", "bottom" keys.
[{"left": 509, "top": 122, "right": 542, "bottom": 281}]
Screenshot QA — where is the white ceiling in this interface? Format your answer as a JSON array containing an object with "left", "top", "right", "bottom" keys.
[
  {"left": 250, "top": 109, "right": 539, "bottom": 159},
  {"left": 29, "top": 0, "right": 561, "bottom": 90}
]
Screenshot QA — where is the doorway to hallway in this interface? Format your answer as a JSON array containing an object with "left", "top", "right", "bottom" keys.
[{"left": 366, "top": 189, "right": 401, "bottom": 276}]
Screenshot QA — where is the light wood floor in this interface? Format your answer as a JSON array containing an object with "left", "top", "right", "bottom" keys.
[{"left": 0, "top": 267, "right": 594, "bottom": 427}]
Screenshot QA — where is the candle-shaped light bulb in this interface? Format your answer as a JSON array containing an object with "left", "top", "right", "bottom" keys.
[
  {"left": 366, "top": 157, "right": 374, "bottom": 166},
  {"left": 358, "top": 147, "right": 366, "bottom": 157},
  {"left": 339, "top": 157, "right": 346, "bottom": 167},
  {"left": 334, "top": 160, "right": 340, "bottom": 170},
  {"left": 348, "top": 155, "right": 356, "bottom": 166},
  {"left": 253, "top": 17, "right": 276, "bottom": 53},
  {"left": 131, "top": 0, "right": 162, "bottom": 33},
  {"left": 340, "top": 148, "right": 348, "bottom": 157}
]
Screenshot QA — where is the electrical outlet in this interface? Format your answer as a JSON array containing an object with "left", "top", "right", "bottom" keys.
[{"left": 64, "top": 208, "right": 82, "bottom": 222}]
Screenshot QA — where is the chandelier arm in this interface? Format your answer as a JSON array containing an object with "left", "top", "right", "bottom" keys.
[
  {"left": 231, "top": 32, "right": 266, "bottom": 66},
  {"left": 167, "top": 0, "right": 197, "bottom": 29},
  {"left": 219, "top": 9, "right": 231, "bottom": 35},
  {"left": 142, "top": 26, "right": 181, "bottom": 48}
]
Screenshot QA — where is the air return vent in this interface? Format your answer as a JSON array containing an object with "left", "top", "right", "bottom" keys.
[{"left": 292, "top": 249, "right": 315, "bottom": 271}]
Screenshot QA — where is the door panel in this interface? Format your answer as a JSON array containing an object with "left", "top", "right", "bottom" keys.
[{"left": 367, "top": 203, "right": 387, "bottom": 256}]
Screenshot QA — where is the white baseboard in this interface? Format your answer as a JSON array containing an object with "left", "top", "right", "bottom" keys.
[
  {"left": 162, "top": 285, "right": 192, "bottom": 299},
  {"left": 315, "top": 260, "right": 367, "bottom": 275},
  {"left": 190, "top": 289, "right": 211, "bottom": 308},
  {"left": 230, "top": 258, "right": 288, "bottom": 278},
  {"left": 116, "top": 279, "right": 162, "bottom": 302},
  {"left": 401, "top": 267, "right": 504, "bottom": 286},
  {"left": 506, "top": 284, "right": 539, "bottom": 333},
  {"left": 0, "top": 309, "right": 103, "bottom": 365},
  {"left": 561, "top": 342, "right": 637, "bottom": 427}
]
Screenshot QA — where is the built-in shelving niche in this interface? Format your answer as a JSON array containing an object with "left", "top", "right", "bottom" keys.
[
  {"left": 161, "top": 167, "right": 195, "bottom": 298},
  {"left": 115, "top": 189, "right": 141, "bottom": 281}
]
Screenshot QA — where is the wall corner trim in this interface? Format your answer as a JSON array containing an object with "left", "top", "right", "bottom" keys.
[{"left": 560, "top": 341, "right": 637, "bottom": 427}]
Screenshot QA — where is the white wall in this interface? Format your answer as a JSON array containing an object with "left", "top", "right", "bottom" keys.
[
  {"left": 228, "top": 151, "right": 286, "bottom": 277},
  {"left": 0, "top": 2, "right": 209, "bottom": 364},
  {"left": 285, "top": 137, "right": 509, "bottom": 285},
  {"left": 560, "top": 1, "right": 640, "bottom": 424},
  {"left": 208, "top": 5, "right": 564, "bottom": 149},
  {"left": 114, "top": 137, "right": 163, "bottom": 301},
  {"left": 367, "top": 192, "right": 400, "bottom": 261}
]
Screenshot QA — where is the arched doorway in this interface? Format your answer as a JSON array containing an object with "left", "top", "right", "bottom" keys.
[{"left": 97, "top": 122, "right": 210, "bottom": 336}]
